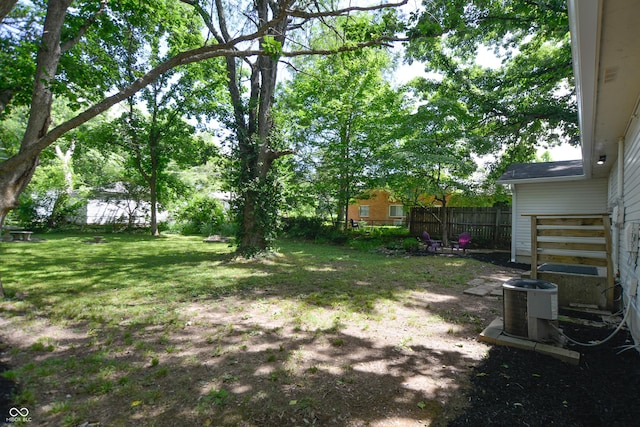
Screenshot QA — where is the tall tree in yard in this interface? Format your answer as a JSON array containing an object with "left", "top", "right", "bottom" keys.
[
  {"left": 0, "top": 0, "right": 173, "bottom": 232},
  {"left": 0, "top": 0, "right": 406, "bottom": 254},
  {"left": 91, "top": 21, "right": 226, "bottom": 236},
  {"left": 280, "top": 23, "right": 406, "bottom": 229},
  {"left": 184, "top": 1, "right": 406, "bottom": 252},
  {"left": 382, "top": 86, "right": 478, "bottom": 243},
  {"left": 92, "top": 103, "right": 211, "bottom": 236}
]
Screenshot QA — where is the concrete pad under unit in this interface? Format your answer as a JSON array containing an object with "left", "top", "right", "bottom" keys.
[
  {"left": 480, "top": 317, "right": 580, "bottom": 365},
  {"left": 490, "top": 288, "right": 503, "bottom": 297}
]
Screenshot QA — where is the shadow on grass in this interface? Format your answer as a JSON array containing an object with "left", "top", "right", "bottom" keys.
[
  {"left": 1, "top": 235, "right": 485, "bottom": 315},
  {"left": 0, "top": 234, "right": 512, "bottom": 425},
  {"left": 2, "top": 318, "right": 478, "bottom": 426}
]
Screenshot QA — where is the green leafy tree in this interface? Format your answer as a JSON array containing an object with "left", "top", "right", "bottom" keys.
[
  {"left": 280, "top": 21, "right": 406, "bottom": 229},
  {"left": 174, "top": 194, "right": 226, "bottom": 235},
  {"left": 0, "top": 0, "right": 407, "bottom": 255},
  {"left": 91, "top": 105, "right": 211, "bottom": 235},
  {"left": 382, "top": 88, "right": 477, "bottom": 242},
  {"left": 183, "top": 1, "right": 406, "bottom": 255},
  {"left": 405, "top": 0, "right": 577, "bottom": 181}
]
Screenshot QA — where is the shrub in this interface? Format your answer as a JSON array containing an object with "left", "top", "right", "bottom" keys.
[
  {"left": 329, "top": 229, "right": 349, "bottom": 244},
  {"left": 281, "top": 217, "right": 333, "bottom": 240},
  {"left": 402, "top": 238, "right": 420, "bottom": 252},
  {"left": 173, "top": 195, "right": 226, "bottom": 236}
]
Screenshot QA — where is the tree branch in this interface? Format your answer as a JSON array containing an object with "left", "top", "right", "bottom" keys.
[
  {"left": 287, "top": 1, "right": 408, "bottom": 19},
  {"left": 0, "top": 0, "right": 405, "bottom": 175},
  {"left": 214, "top": 0, "right": 233, "bottom": 42},
  {"left": 0, "top": 0, "right": 18, "bottom": 25},
  {"left": 179, "top": 0, "right": 224, "bottom": 44},
  {"left": 60, "top": 0, "right": 107, "bottom": 53}
]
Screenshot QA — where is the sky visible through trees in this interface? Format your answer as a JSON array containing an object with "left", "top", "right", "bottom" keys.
[
  {"left": 396, "top": 48, "right": 581, "bottom": 163},
  {"left": 0, "top": 0, "right": 579, "bottom": 255}
]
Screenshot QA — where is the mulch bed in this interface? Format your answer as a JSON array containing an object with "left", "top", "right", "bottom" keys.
[
  {"left": 450, "top": 251, "right": 640, "bottom": 426},
  {"left": 467, "top": 251, "right": 530, "bottom": 271},
  {"left": 448, "top": 320, "right": 640, "bottom": 426}
]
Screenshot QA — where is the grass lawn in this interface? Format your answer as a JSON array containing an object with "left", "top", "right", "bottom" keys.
[{"left": 0, "top": 233, "right": 513, "bottom": 426}]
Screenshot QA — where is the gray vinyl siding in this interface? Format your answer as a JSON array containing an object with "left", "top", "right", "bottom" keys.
[
  {"left": 513, "top": 179, "right": 608, "bottom": 263},
  {"left": 617, "top": 113, "right": 640, "bottom": 349}
]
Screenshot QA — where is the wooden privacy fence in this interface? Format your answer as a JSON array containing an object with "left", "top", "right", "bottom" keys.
[{"left": 409, "top": 207, "right": 512, "bottom": 248}]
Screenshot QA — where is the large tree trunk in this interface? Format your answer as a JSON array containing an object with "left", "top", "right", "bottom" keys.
[
  {"left": 149, "top": 130, "right": 159, "bottom": 236},
  {"left": 0, "top": 0, "right": 18, "bottom": 24},
  {"left": 226, "top": 0, "right": 291, "bottom": 256},
  {"left": 0, "top": 160, "right": 38, "bottom": 232},
  {"left": 149, "top": 175, "right": 159, "bottom": 236},
  {"left": 0, "top": 0, "right": 72, "bottom": 231}
]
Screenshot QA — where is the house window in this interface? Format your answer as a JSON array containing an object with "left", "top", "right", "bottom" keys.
[
  {"left": 359, "top": 205, "right": 370, "bottom": 217},
  {"left": 389, "top": 205, "right": 404, "bottom": 218}
]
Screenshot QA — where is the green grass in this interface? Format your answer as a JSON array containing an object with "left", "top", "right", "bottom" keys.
[
  {"left": 0, "top": 232, "right": 487, "bottom": 425},
  {"left": 1, "top": 233, "right": 474, "bottom": 320}
]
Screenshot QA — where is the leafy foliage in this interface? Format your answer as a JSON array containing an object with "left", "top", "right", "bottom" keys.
[
  {"left": 281, "top": 216, "right": 333, "bottom": 240},
  {"left": 173, "top": 194, "right": 226, "bottom": 236},
  {"left": 405, "top": 0, "right": 577, "bottom": 180},
  {"left": 382, "top": 87, "right": 477, "bottom": 210},
  {"left": 280, "top": 26, "right": 406, "bottom": 227}
]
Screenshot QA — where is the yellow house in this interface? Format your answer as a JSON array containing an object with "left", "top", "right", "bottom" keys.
[{"left": 347, "top": 190, "right": 442, "bottom": 226}]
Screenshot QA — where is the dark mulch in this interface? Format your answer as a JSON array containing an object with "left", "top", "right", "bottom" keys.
[
  {"left": 468, "top": 251, "right": 531, "bottom": 271},
  {"left": 451, "top": 251, "right": 640, "bottom": 426},
  {"left": 449, "top": 316, "right": 640, "bottom": 426},
  {"left": 409, "top": 250, "right": 640, "bottom": 426}
]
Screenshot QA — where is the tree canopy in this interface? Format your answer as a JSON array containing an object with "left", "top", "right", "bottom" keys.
[
  {"left": 405, "top": 0, "right": 577, "bottom": 180},
  {"left": 0, "top": 0, "right": 579, "bottom": 257},
  {"left": 0, "top": 0, "right": 408, "bottom": 253},
  {"left": 280, "top": 20, "right": 406, "bottom": 227}
]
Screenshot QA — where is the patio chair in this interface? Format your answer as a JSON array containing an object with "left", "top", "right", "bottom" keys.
[
  {"left": 418, "top": 231, "right": 441, "bottom": 252},
  {"left": 451, "top": 232, "right": 471, "bottom": 254},
  {"left": 349, "top": 219, "right": 359, "bottom": 229}
]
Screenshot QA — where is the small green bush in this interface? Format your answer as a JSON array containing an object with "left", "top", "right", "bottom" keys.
[
  {"left": 173, "top": 195, "right": 226, "bottom": 236},
  {"left": 281, "top": 217, "right": 333, "bottom": 240},
  {"left": 330, "top": 229, "right": 349, "bottom": 244},
  {"left": 402, "top": 238, "right": 420, "bottom": 252}
]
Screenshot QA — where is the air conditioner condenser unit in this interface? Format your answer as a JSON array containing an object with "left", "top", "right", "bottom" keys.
[{"left": 503, "top": 278, "right": 560, "bottom": 343}]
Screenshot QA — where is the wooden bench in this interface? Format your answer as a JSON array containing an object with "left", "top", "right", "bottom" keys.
[{"left": 9, "top": 230, "right": 33, "bottom": 241}]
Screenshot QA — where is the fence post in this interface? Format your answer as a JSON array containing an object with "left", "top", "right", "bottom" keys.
[
  {"left": 494, "top": 209, "right": 501, "bottom": 247},
  {"left": 530, "top": 215, "right": 538, "bottom": 279}
]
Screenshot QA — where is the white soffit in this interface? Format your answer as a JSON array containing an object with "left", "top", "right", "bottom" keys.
[{"left": 569, "top": 0, "right": 640, "bottom": 179}]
